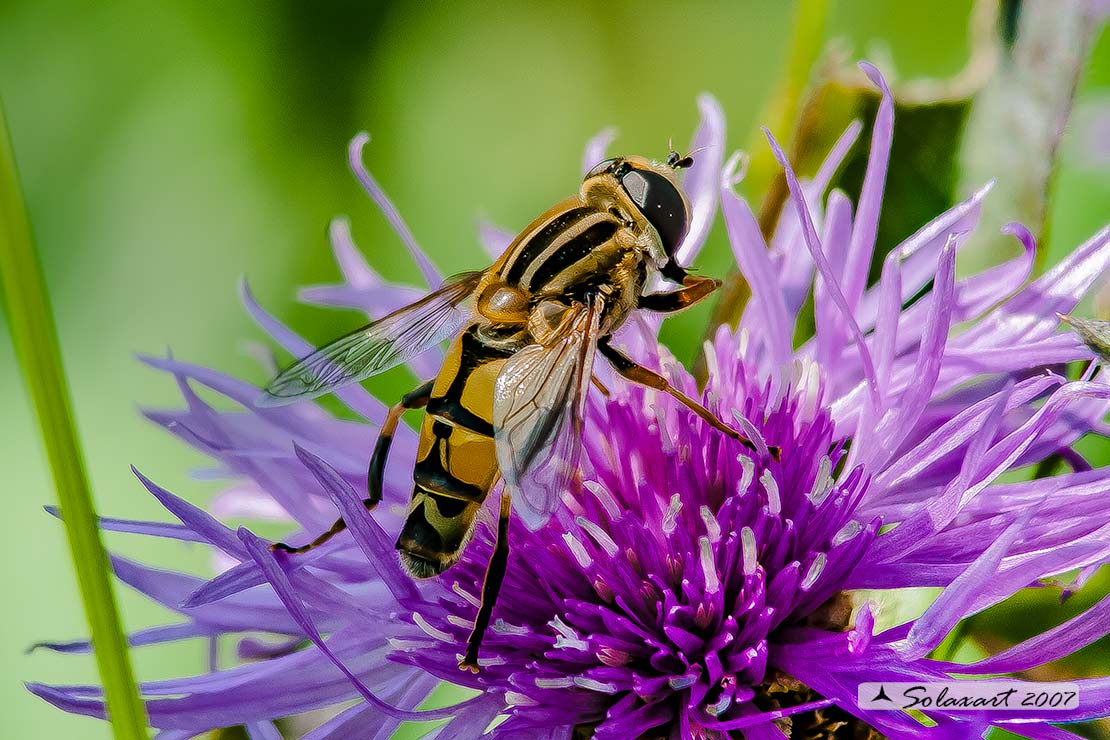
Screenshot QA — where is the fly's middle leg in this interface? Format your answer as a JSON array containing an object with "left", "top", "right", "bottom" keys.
[
  {"left": 271, "top": 379, "right": 434, "bottom": 555},
  {"left": 459, "top": 491, "right": 511, "bottom": 673},
  {"left": 597, "top": 338, "right": 774, "bottom": 457},
  {"left": 590, "top": 375, "right": 611, "bottom": 396}
]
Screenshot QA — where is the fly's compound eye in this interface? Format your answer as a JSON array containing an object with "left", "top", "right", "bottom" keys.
[{"left": 619, "top": 168, "right": 689, "bottom": 257}]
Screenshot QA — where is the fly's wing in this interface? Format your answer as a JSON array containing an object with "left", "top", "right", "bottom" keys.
[
  {"left": 260, "top": 271, "right": 483, "bottom": 405},
  {"left": 493, "top": 297, "right": 602, "bottom": 530}
]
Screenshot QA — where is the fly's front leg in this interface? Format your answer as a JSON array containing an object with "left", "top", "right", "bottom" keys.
[
  {"left": 597, "top": 337, "right": 759, "bottom": 454},
  {"left": 272, "top": 379, "right": 434, "bottom": 556},
  {"left": 459, "top": 491, "right": 511, "bottom": 673},
  {"left": 638, "top": 274, "right": 721, "bottom": 313}
]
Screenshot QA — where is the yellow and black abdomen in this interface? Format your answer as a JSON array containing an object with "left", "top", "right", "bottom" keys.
[{"left": 395, "top": 325, "right": 514, "bottom": 578}]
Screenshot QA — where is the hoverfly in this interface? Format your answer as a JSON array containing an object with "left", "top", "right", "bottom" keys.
[{"left": 261, "top": 149, "right": 759, "bottom": 671}]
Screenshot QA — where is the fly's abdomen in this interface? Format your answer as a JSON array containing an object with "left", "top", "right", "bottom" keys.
[
  {"left": 397, "top": 486, "right": 484, "bottom": 578},
  {"left": 396, "top": 326, "right": 511, "bottom": 578}
]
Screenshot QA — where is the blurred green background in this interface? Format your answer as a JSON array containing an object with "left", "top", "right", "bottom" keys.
[{"left": 2, "top": 1, "right": 1108, "bottom": 738}]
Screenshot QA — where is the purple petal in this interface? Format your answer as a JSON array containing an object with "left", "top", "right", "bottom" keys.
[
  {"left": 327, "top": 217, "right": 382, "bottom": 290},
  {"left": 292, "top": 443, "right": 419, "bottom": 601},
  {"left": 138, "top": 354, "right": 318, "bottom": 437},
  {"left": 812, "top": 120, "right": 863, "bottom": 195},
  {"left": 866, "top": 237, "right": 957, "bottom": 466},
  {"left": 870, "top": 240, "right": 903, "bottom": 392},
  {"left": 239, "top": 279, "right": 387, "bottom": 423},
  {"left": 956, "top": 222, "right": 1037, "bottom": 314},
  {"left": 960, "top": 224, "right": 1110, "bottom": 348},
  {"left": 582, "top": 127, "right": 618, "bottom": 175},
  {"left": 854, "top": 181, "right": 991, "bottom": 330},
  {"left": 181, "top": 560, "right": 265, "bottom": 608},
  {"left": 44, "top": 505, "right": 206, "bottom": 544},
  {"left": 478, "top": 219, "right": 515, "bottom": 260},
  {"left": 939, "top": 593, "right": 1110, "bottom": 675},
  {"left": 300, "top": 673, "right": 444, "bottom": 740},
  {"left": 30, "top": 623, "right": 213, "bottom": 655},
  {"left": 720, "top": 161, "right": 791, "bottom": 366},
  {"left": 813, "top": 189, "right": 855, "bottom": 372},
  {"left": 246, "top": 721, "right": 283, "bottom": 740},
  {"left": 870, "top": 374, "right": 1062, "bottom": 494},
  {"left": 348, "top": 132, "right": 441, "bottom": 287},
  {"left": 132, "top": 467, "right": 247, "bottom": 558},
  {"left": 427, "top": 694, "right": 506, "bottom": 740},
  {"left": 111, "top": 555, "right": 313, "bottom": 635},
  {"left": 840, "top": 62, "right": 894, "bottom": 313},
  {"left": 676, "top": 93, "right": 726, "bottom": 265},
  {"left": 236, "top": 527, "right": 464, "bottom": 721},
  {"left": 764, "top": 128, "right": 880, "bottom": 409},
  {"left": 902, "top": 510, "right": 1029, "bottom": 659},
  {"left": 882, "top": 381, "right": 1014, "bottom": 549}
]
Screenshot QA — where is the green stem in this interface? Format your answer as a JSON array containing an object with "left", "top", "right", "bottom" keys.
[
  {"left": 0, "top": 103, "right": 148, "bottom": 736},
  {"left": 743, "top": 0, "right": 830, "bottom": 202},
  {"left": 697, "top": 0, "right": 828, "bottom": 376}
]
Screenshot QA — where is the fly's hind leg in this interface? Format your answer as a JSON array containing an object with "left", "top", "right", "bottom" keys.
[
  {"left": 271, "top": 517, "right": 349, "bottom": 556},
  {"left": 597, "top": 337, "right": 772, "bottom": 457},
  {"left": 459, "top": 491, "right": 511, "bottom": 673},
  {"left": 271, "top": 379, "right": 434, "bottom": 555}
]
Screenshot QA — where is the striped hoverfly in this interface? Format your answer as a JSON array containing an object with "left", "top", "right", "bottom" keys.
[{"left": 261, "top": 149, "right": 759, "bottom": 671}]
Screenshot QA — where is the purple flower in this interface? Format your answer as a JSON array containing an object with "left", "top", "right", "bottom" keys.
[{"left": 30, "top": 63, "right": 1110, "bottom": 739}]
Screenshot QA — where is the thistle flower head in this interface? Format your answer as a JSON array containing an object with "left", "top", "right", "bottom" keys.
[{"left": 30, "top": 64, "right": 1110, "bottom": 739}]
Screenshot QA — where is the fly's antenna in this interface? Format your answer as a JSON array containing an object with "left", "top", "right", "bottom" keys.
[
  {"left": 666, "top": 140, "right": 703, "bottom": 170},
  {"left": 680, "top": 145, "right": 709, "bottom": 169}
]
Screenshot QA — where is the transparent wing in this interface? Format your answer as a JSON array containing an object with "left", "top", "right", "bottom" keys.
[
  {"left": 493, "top": 298, "right": 602, "bottom": 529},
  {"left": 260, "top": 271, "right": 482, "bottom": 405}
]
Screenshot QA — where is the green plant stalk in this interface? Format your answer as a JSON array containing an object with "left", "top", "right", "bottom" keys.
[
  {"left": 0, "top": 102, "right": 148, "bottom": 736},
  {"left": 695, "top": 0, "right": 828, "bottom": 379},
  {"left": 742, "top": 0, "right": 830, "bottom": 204}
]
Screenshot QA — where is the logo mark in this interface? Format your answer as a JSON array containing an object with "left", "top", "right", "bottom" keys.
[{"left": 870, "top": 685, "right": 893, "bottom": 703}]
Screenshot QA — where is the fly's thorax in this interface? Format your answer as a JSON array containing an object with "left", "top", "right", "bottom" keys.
[
  {"left": 524, "top": 241, "right": 647, "bottom": 344},
  {"left": 580, "top": 178, "right": 645, "bottom": 242},
  {"left": 528, "top": 222, "right": 636, "bottom": 293},
  {"left": 582, "top": 179, "right": 668, "bottom": 269},
  {"left": 490, "top": 194, "right": 595, "bottom": 288},
  {"left": 598, "top": 249, "right": 647, "bottom": 331}
]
